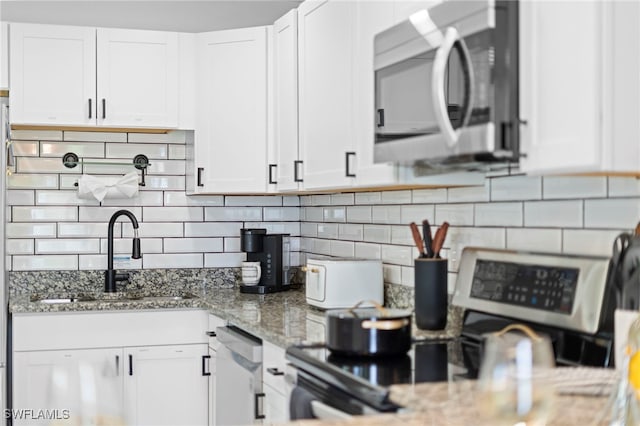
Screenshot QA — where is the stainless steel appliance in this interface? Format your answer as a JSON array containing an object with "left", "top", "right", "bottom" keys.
[
  {"left": 373, "top": 0, "right": 519, "bottom": 172},
  {"left": 240, "top": 228, "right": 291, "bottom": 294},
  {"left": 286, "top": 248, "right": 615, "bottom": 419},
  {"left": 215, "top": 326, "right": 264, "bottom": 425}
]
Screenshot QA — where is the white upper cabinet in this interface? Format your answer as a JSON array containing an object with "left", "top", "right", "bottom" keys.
[
  {"left": 10, "top": 23, "right": 180, "bottom": 128},
  {"left": 96, "top": 28, "right": 178, "bottom": 128},
  {"left": 10, "top": 23, "right": 96, "bottom": 126},
  {"left": 520, "top": 0, "right": 640, "bottom": 174},
  {"left": 194, "top": 26, "right": 269, "bottom": 193},
  {"left": 1, "top": 22, "right": 9, "bottom": 90},
  {"left": 273, "top": 10, "right": 301, "bottom": 192},
  {"left": 298, "top": 0, "right": 356, "bottom": 190}
]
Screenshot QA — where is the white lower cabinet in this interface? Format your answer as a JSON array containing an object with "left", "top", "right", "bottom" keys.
[
  {"left": 262, "top": 341, "right": 290, "bottom": 425},
  {"left": 207, "top": 314, "right": 226, "bottom": 426},
  {"left": 12, "top": 310, "right": 209, "bottom": 426},
  {"left": 124, "top": 344, "right": 209, "bottom": 426}
]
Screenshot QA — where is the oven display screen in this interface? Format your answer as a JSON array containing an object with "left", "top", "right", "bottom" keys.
[{"left": 470, "top": 260, "right": 579, "bottom": 314}]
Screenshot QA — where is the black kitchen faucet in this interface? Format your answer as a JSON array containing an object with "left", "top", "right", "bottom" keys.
[{"left": 105, "top": 209, "right": 142, "bottom": 292}]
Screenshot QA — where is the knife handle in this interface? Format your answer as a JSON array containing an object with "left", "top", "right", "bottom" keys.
[
  {"left": 410, "top": 222, "right": 426, "bottom": 258},
  {"left": 422, "top": 220, "right": 434, "bottom": 258},
  {"left": 431, "top": 222, "right": 450, "bottom": 259}
]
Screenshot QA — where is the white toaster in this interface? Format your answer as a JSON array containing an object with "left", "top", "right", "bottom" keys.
[{"left": 304, "top": 258, "right": 383, "bottom": 309}]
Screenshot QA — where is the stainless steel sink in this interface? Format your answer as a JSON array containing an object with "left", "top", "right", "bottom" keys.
[
  {"left": 30, "top": 292, "right": 197, "bottom": 304},
  {"left": 31, "top": 295, "right": 97, "bottom": 304}
]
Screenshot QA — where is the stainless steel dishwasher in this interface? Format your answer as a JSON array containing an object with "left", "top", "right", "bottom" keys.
[{"left": 215, "top": 326, "right": 264, "bottom": 425}]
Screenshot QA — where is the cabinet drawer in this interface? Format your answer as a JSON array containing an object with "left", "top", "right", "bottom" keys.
[{"left": 262, "top": 340, "right": 287, "bottom": 391}]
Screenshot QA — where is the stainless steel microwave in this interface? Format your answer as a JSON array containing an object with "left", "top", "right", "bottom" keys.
[{"left": 374, "top": 0, "right": 519, "bottom": 171}]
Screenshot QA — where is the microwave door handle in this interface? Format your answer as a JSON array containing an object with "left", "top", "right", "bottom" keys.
[{"left": 431, "top": 27, "right": 475, "bottom": 148}]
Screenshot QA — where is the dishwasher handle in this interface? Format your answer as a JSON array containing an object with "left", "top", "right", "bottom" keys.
[{"left": 216, "top": 326, "right": 262, "bottom": 362}]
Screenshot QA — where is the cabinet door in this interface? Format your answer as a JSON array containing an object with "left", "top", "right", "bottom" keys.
[
  {"left": 97, "top": 28, "right": 179, "bottom": 128},
  {"left": 13, "top": 348, "right": 123, "bottom": 426},
  {"left": 262, "top": 341, "right": 289, "bottom": 424},
  {"left": 519, "top": 1, "right": 604, "bottom": 174},
  {"left": 352, "top": 1, "right": 398, "bottom": 188},
  {"left": 298, "top": 0, "right": 355, "bottom": 190},
  {"left": 196, "top": 27, "right": 269, "bottom": 193},
  {"left": 274, "top": 10, "right": 301, "bottom": 192},
  {"left": 263, "top": 384, "right": 288, "bottom": 425},
  {"left": 9, "top": 23, "right": 96, "bottom": 125},
  {"left": 124, "top": 344, "right": 209, "bottom": 426},
  {"left": 1, "top": 22, "right": 8, "bottom": 90}
]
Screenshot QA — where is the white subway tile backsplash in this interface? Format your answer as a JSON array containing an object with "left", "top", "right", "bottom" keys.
[
  {"left": 13, "top": 255, "right": 77, "bottom": 271},
  {"left": 78, "top": 255, "right": 142, "bottom": 270},
  {"left": 506, "top": 228, "right": 562, "bottom": 252},
  {"left": 141, "top": 176, "right": 185, "bottom": 191},
  {"left": 338, "top": 224, "right": 363, "bottom": 241},
  {"left": 381, "top": 245, "right": 413, "bottom": 266},
  {"left": 99, "top": 238, "right": 163, "bottom": 254},
  {"left": 448, "top": 272, "right": 458, "bottom": 294},
  {"left": 101, "top": 192, "right": 164, "bottom": 207},
  {"left": 144, "top": 206, "right": 203, "bottom": 222},
  {"left": 7, "top": 190, "right": 35, "bottom": 205},
  {"left": 264, "top": 207, "right": 300, "bottom": 221},
  {"left": 355, "top": 242, "right": 381, "bottom": 259},
  {"left": 58, "top": 223, "right": 121, "bottom": 238},
  {"left": 205, "top": 207, "right": 262, "bottom": 222},
  {"left": 524, "top": 201, "right": 583, "bottom": 228},
  {"left": 446, "top": 227, "right": 506, "bottom": 272},
  {"left": 491, "top": 176, "right": 542, "bottom": 201},
  {"left": 323, "top": 207, "right": 346, "bottom": 222},
  {"left": 8, "top": 174, "right": 59, "bottom": 189},
  {"left": 330, "top": 240, "right": 354, "bottom": 257},
  {"left": 106, "top": 143, "right": 168, "bottom": 159},
  {"left": 144, "top": 253, "right": 203, "bottom": 268},
  {"left": 204, "top": 253, "right": 246, "bottom": 268},
  {"left": 146, "top": 160, "right": 185, "bottom": 176},
  {"left": 372, "top": 205, "right": 401, "bottom": 224},
  {"left": 390, "top": 225, "right": 413, "bottom": 246},
  {"left": 12, "top": 141, "right": 39, "bottom": 156},
  {"left": 79, "top": 207, "right": 142, "bottom": 222},
  {"left": 184, "top": 222, "right": 243, "bottom": 238},
  {"left": 475, "top": 202, "right": 523, "bottom": 227},
  {"left": 11, "top": 129, "right": 62, "bottom": 141},
  {"left": 412, "top": 188, "right": 447, "bottom": 204},
  {"left": 311, "top": 195, "right": 331, "bottom": 206},
  {"left": 63, "top": 131, "right": 126, "bottom": 143},
  {"left": 17, "top": 158, "right": 80, "bottom": 174},
  {"left": 122, "top": 222, "right": 183, "bottom": 238},
  {"left": 283, "top": 196, "right": 300, "bottom": 206},
  {"left": 331, "top": 193, "right": 354, "bottom": 205},
  {"left": 543, "top": 176, "right": 607, "bottom": 199},
  {"left": 225, "top": 196, "right": 283, "bottom": 206},
  {"left": 355, "top": 192, "right": 381, "bottom": 205},
  {"left": 381, "top": 190, "right": 412, "bottom": 204},
  {"left": 400, "top": 205, "right": 435, "bottom": 224},
  {"left": 584, "top": 199, "right": 640, "bottom": 229},
  {"left": 168, "top": 145, "right": 186, "bottom": 160},
  {"left": 317, "top": 223, "right": 339, "bottom": 239},
  {"left": 435, "top": 204, "right": 474, "bottom": 226},
  {"left": 301, "top": 223, "right": 318, "bottom": 237},
  {"left": 401, "top": 266, "right": 414, "bottom": 287},
  {"left": 128, "top": 131, "right": 187, "bottom": 144},
  {"left": 448, "top": 181, "right": 490, "bottom": 203},
  {"left": 363, "top": 225, "right": 391, "bottom": 244},
  {"left": 80, "top": 161, "right": 138, "bottom": 175},
  {"left": 346, "top": 206, "right": 372, "bottom": 223},
  {"left": 305, "top": 207, "right": 323, "bottom": 222},
  {"left": 36, "top": 190, "right": 99, "bottom": 206},
  {"left": 13, "top": 206, "right": 77, "bottom": 222},
  {"left": 164, "top": 192, "right": 224, "bottom": 206},
  {"left": 7, "top": 239, "right": 34, "bottom": 255},
  {"left": 314, "top": 239, "right": 332, "bottom": 256},
  {"left": 609, "top": 177, "right": 640, "bottom": 197},
  {"left": 563, "top": 229, "right": 622, "bottom": 257},
  {"left": 164, "top": 238, "right": 223, "bottom": 253},
  {"left": 36, "top": 239, "right": 100, "bottom": 254},
  {"left": 383, "top": 264, "right": 402, "bottom": 285},
  {"left": 40, "top": 141, "right": 105, "bottom": 158},
  {"left": 224, "top": 237, "right": 241, "bottom": 252},
  {"left": 7, "top": 223, "right": 57, "bottom": 238}
]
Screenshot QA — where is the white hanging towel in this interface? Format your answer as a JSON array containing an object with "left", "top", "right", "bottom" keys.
[{"left": 77, "top": 172, "right": 139, "bottom": 202}]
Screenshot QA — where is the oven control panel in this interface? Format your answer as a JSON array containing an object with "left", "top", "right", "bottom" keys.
[{"left": 452, "top": 247, "right": 610, "bottom": 334}]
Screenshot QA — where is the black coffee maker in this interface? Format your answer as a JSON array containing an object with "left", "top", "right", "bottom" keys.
[{"left": 240, "top": 228, "right": 291, "bottom": 294}]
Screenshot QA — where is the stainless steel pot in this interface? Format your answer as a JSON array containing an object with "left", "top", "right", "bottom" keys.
[{"left": 325, "top": 301, "right": 412, "bottom": 356}]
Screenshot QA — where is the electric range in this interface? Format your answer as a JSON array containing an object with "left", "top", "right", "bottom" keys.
[{"left": 286, "top": 247, "right": 617, "bottom": 420}]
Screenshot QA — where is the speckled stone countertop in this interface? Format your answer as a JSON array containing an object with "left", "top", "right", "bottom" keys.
[{"left": 9, "top": 269, "right": 464, "bottom": 349}]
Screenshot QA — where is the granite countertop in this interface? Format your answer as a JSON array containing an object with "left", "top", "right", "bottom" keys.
[{"left": 10, "top": 286, "right": 463, "bottom": 349}]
